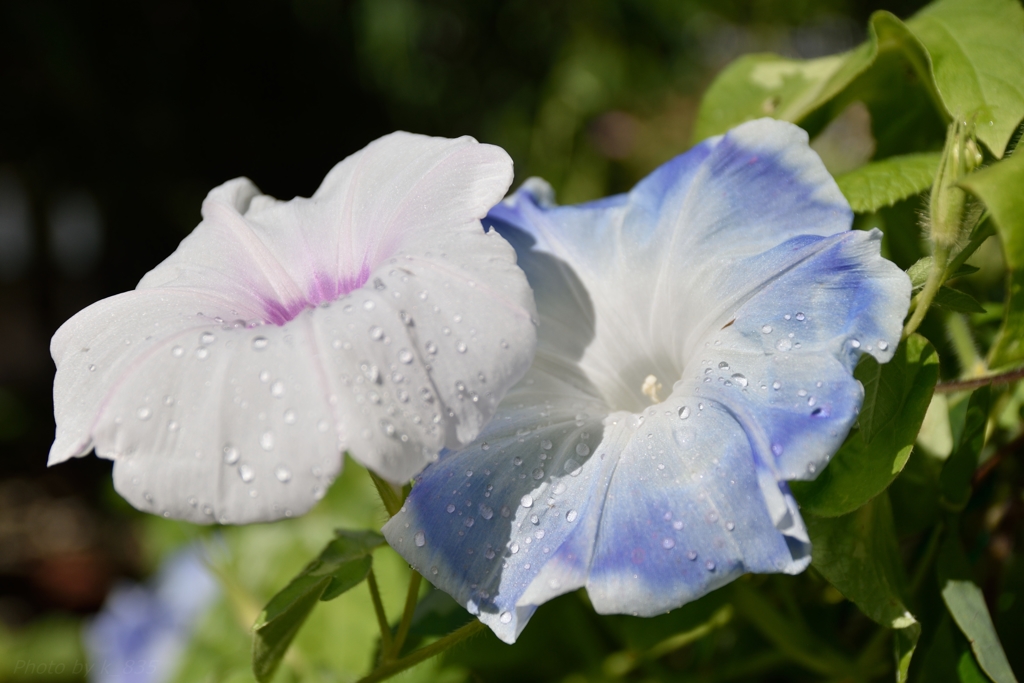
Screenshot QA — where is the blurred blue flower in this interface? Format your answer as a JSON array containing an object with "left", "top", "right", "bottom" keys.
[
  {"left": 85, "top": 547, "right": 219, "bottom": 683},
  {"left": 384, "top": 118, "right": 911, "bottom": 643}
]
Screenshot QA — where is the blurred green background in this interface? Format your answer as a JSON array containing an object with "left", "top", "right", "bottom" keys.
[{"left": 0, "top": 1, "right": 934, "bottom": 680}]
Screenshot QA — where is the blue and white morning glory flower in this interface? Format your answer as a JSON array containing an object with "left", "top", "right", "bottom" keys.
[
  {"left": 384, "top": 119, "right": 911, "bottom": 643},
  {"left": 49, "top": 133, "right": 537, "bottom": 524}
]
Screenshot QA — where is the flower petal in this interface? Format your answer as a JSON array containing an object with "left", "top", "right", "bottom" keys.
[
  {"left": 50, "top": 133, "right": 537, "bottom": 522},
  {"left": 385, "top": 118, "right": 911, "bottom": 641}
]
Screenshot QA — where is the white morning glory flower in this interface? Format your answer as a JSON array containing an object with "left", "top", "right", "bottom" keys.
[
  {"left": 49, "top": 133, "right": 537, "bottom": 524},
  {"left": 384, "top": 119, "right": 911, "bottom": 643}
]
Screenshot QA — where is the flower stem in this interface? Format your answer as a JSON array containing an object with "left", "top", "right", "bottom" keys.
[
  {"left": 387, "top": 571, "right": 423, "bottom": 659},
  {"left": 903, "top": 244, "right": 949, "bottom": 339},
  {"left": 366, "top": 569, "right": 393, "bottom": 657},
  {"left": 356, "top": 620, "right": 486, "bottom": 683}
]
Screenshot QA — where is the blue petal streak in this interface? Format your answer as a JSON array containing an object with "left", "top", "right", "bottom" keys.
[{"left": 384, "top": 119, "right": 910, "bottom": 643}]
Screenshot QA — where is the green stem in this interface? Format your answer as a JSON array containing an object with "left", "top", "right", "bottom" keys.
[
  {"left": 356, "top": 620, "right": 486, "bottom": 683},
  {"left": 904, "top": 244, "right": 949, "bottom": 339},
  {"left": 366, "top": 569, "right": 393, "bottom": 656},
  {"left": 388, "top": 571, "right": 423, "bottom": 659}
]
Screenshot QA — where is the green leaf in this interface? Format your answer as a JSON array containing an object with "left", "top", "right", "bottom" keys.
[
  {"left": 932, "top": 285, "right": 987, "bottom": 313},
  {"left": 907, "top": 257, "right": 979, "bottom": 291},
  {"left": 805, "top": 493, "right": 917, "bottom": 629},
  {"left": 939, "top": 531, "right": 1020, "bottom": 683},
  {"left": 907, "top": 0, "right": 1024, "bottom": 158},
  {"left": 939, "top": 387, "right": 991, "bottom": 510},
  {"left": 895, "top": 622, "right": 922, "bottom": 683},
  {"left": 961, "top": 152, "right": 1024, "bottom": 368},
  {"left": 252, "top": 529, "right": 385, "bottom": 683},
  {"left": 792, "top": 335, "right": 939, "bottom": 517},
  {"left": 693, "top": 11, "right": 935, "bottom": 142},
  {"left": 836, "top": 152, "right": 941, "bottom": 213}
]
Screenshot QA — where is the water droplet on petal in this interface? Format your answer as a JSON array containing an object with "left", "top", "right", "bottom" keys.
[
  {"left": 223, "top": 445, "right": 239, "bottom": 464},
  {"left": 688, "top": 550, "right": 698, "bottom": 561},
  {"left": 136, "top": 407, "right": 152, "bottom": 421},
  {"left": 566, "top": 509, "right": 578, "bottom": 522},
  {"left": 238, "top": 465, "right": 255, "bottom": 482},
  {"left": 500, "top": 611, "right": 512, "bottom": 624},
  {"left": 172, "top": 345, "right": 184, "bottom": 357},
  {"left": 521, "top": 494, "right": 534, "bottom": 508},
  {"left": 718, "top": 361, "right": 730, "bottom": 370},
  {"left": 414, "top": 531, "right": 425, "bottom": 547},
  {"left": 275, "top": 466, "right": 292, "bottom": 483},
  {"left": 510, "top": 542, "right": 519, "bottom": 554},
  {"left": 878, "top": 340, "right": 889, "bottom": 351},
  {"left": 456, "top": 341, "right": 467, "bottom": 354},
  {"left": 531, "top": 467, "right": 544, "bottom": 480},
  {"left": 761, "top": 325, "right": 772, "bottom": 334},
  {"left": 260, "top": 431, "right": 275, "bottom": 451},
  {"left": 851, "top": 338, "right": 861, "bottom": 349},
  {"left": 284, "top": 409, "right": 296, "bottom": 424},
  {"left": 776, "top": 338, "right": 792, "bottom": 352},
  {"left": 252, "top": 337, "right": 269, "bottom": 350},
  {"left": 662, "top": 538, "right": 675, "bottom": 549},
  {"left": 270, "top": 381, "right": 285, "bottom": 397},
  {"left": 795, "top": 312, "right": 805, "bottom": 321},
  {"left": 731, "top": 373, "right": 748, "bottom": 387},
  {"left": 726, "top": 521, "right": 735, "bottom": 531},
  {"left": 196, "top": 347, "right": 209, "bottom": 360},
  {"left": 398, "top": 349, "right": 413, "bottom": 364},
  {"left": 200, "top": 332, "right": 215, "bottom": 345},
  {"left": 88, "top": 364, "right": 96, "bottom": 372},
  {"left": 369, "top": 326, "right": 384, "bottom": 340},
  {"left": 679, "top": 406, "right": 690, "bottom": 419},
  {"left": 541, "top": 439, "right": 552, "bottom": 450},
  {"left": 705, "top": 560, "right": 716, "bottom": 571},
  {"left": 772, "top": 381, "right": 781, "bottom": 390},
  {"left": 575, "top": 443, "right": 590, "bottom": 456},
  {"left": 480, "top": 505, "right": 493, "bottom": 520}
]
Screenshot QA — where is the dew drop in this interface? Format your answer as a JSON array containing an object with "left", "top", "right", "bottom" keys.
[
  {"left": 761, "top": 325, "right": 772, "bottom": 334},
  {"left": 679, "top": 406, "right": 690, "bottom": 419},
  {"left": 772, "top": 381, "right": 782, "bottom": 390},
  {"left": 425, "top": 341, "right": 438, "bottom": 355},
  {"left": 196, "top": 347, "right": 209, "bottom": 360},
  {"left": 260, "top": 431, "right": 275, "bottom": 451},
  {"left": 878, "top": 340, "right": 889, "bottom": 351},
  {"left": 673, "top": 520, "right": 683, "bottom": 530},
  {"left": 200, "top": 332, "right": 215, "bottom": 345},
  {"left": 223, "top": 445, "right": 239, "bottom": 465},
  {"left": 284, "top": 409, "right": 296, "bottom": 424},
  {"left": 662, "top": 538, "right": 675, "bottom": 549},
  {"left": 456, "top": 341, "right": 467, "bottom": 354},
  {"left": 167, "top": 420, "right": 179, "bottom": 432},
  {"left": 238, "top": 465, "right": 255, "bottom": 483},
  {"left": 414, "top": 531, "right": 425, "bottom": 547},
  {"left": 270, "top": 381, "right": 285, "bottom": 397},
  {"left": 172, "top": 345, "right": 184, "bottom": 357},
  {"left": 510, "top": 542, "right": 519, "bottom": 554},
  {"left": 520, "top": 494, "right": 534, "bottom": 508},
  {"left": 851, "top": 338, "right": 861, "bottom": 349},
  {"left": 465, "top": 517, "right": 475, "bottom": 528},
  {"left": 500, "top": 611, "right": 512, "bottom": 624},
  {"left": 563, "top": 458, "right": 582, "bottom": 476},
  {"left": 480, "top": 505, "right": 494, "bottom": 520},
  {"left": 260, "top": 369, "right": 271, "bottom": 383},
  {"left": 136, "top": 407, "right": 152, "bottom": 421},
  {"left": 398, "top": 349, "right": 414, "bottom": 364},
  {"left": 706, "top": 560, "right": 716, "bottom": 571},
  {"left": 731, "top": 373, "right": 748, "bottom": 387},
  {"left": 776, "top": 338, "right": 792, "bottom": 352},
  {"left": 726, "top": 521, "right": 735, "bottom": 531},
  {"left": 88, "top": 364, "right": 96, "bottom": 372},
  {"left": 369, "top": 326, "right": 384, "bottom": 340},
  {"left": 718, "top": 361, "right": 730, "bottom": 370},
  {"left": 513, "top": 456, "right": 523, "bottom": 466},
  {"left": 688, "top": 551, "right": 698, "bottom": 561},
  {"left": 531, "top": 467, "right": 545, "bottom": 480},
  {"left": 575, "top": 442, "right": 590, "bottom": 456},
  {"left": 540, "top": 439, "right": 552, "bottom": 450},
  {"left": 566, "top": 509, "right": 578, "bottom": 522},
  {"left": 363, "top": 300, "right": 375, "bottom": 310},
  {"left": 252, "top": 337, "right": 269, "bottom": 350},
  {"left": 795, "top": 312, "right": 805, "bottom": 321},
  {"left": 275, "top": 466, "right": 292, "bottom": 483}
]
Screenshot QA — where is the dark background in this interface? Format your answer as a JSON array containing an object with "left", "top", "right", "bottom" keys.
[{"left": 0, "top": 0, "right": 929, "bottom": 632}]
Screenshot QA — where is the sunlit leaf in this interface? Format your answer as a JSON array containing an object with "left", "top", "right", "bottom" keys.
[
  {"left": 792, "top": 335, "right": 939, "bottom": 517},
  {"left": 836, "top": 152, "right": 940, "bottom": 213},
  {"left": 961, "top": 152, "right": 1024, "bottom": 368},
  {"left": 907, "top": 0, "right": 1024, "bottom": 158}
]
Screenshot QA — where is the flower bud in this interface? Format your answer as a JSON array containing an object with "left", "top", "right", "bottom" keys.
[{"left": 929, "top": 119, "right": 981, "bottom": 249}]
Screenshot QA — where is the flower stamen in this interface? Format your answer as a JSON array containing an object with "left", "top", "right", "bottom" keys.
[{"left": 641, "top": 374, "right": 663, "bottom": 404}]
